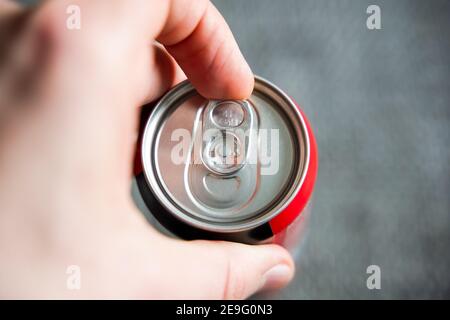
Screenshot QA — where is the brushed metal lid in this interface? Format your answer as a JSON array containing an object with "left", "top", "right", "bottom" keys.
[{"left": 141, "top": 76, "right": 309, "bottom": 232}]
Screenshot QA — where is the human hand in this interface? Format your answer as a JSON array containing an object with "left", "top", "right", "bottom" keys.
[{"left": 0, "top": 0, "right": 294, "bottom": 299}]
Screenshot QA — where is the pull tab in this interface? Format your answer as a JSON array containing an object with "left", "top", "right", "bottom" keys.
[
  {"left": 185, "top": 99, "right": 260, "bottom": 215},
  {"left": 201, "top": 100, "right": 253, "bottom": 175}
]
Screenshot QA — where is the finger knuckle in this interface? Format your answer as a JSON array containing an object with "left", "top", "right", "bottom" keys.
[{"left": 30, "top": 2, "right": 72, "bottom": 50}]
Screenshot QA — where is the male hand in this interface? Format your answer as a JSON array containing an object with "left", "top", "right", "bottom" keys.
[{"left": 0, "top": 0, "right": 294, "bottom": 299}]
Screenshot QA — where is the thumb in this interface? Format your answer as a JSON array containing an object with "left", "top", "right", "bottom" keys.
[{"left": 158, "top": 238, "right": 295, "bottom": 299}]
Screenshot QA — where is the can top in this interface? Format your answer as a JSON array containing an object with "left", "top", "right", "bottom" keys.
[{"left": 142, "top": 76, "right": 310, "bottom": 232}]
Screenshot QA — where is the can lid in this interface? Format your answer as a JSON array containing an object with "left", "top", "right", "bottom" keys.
[{"left": 142, "top": 76, "right": 309, "bottom": 232}]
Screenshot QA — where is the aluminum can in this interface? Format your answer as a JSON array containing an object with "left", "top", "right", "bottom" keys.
[{"left": 132, "top": 76, "right": 318, "bottom": 248}]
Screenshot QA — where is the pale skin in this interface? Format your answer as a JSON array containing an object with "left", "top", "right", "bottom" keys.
[{"left": 0, "top": 0, "right": 294, "bottom": 299}]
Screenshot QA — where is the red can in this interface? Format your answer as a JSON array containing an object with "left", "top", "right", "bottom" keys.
[{"left": 133, "top": 76, "right": 317, "bottom": 249}]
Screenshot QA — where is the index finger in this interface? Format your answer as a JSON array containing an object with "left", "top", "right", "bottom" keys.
[
  {"left": 155, "top": 0, "right": 254, "bottom": 99},
  {"left": 27, "top": 0, "right": 254, "bottom": 99}
]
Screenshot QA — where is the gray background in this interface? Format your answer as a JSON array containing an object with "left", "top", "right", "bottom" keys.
[
  {"left": 212, "top": 0, "right": 450, "bottom": 299},
  {"left": 21, "top": 0, "right": 450, "bottom": 299}
]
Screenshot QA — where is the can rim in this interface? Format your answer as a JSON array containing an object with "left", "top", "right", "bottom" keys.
[{"left": 141, "top": 75, "right": 310, "bottom": 233}]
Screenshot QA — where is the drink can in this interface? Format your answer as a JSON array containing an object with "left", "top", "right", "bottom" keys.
[{"left": 132, "top": 76, "right": 318, "bottom": 249}]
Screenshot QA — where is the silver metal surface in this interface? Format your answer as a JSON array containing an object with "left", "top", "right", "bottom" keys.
[
  {"left": 200, "top": 99, "right": 255, "bottom": 175},
  {"left": 211, "top": 100, "right": 246, "bottom": 128},
  {"left": 141, "top": 76, "right": 310, "bottom": 232}
]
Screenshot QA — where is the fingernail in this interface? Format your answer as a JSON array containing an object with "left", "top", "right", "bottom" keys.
[{"left": 261, "top": 264, "right": 293, "bottom": 291}]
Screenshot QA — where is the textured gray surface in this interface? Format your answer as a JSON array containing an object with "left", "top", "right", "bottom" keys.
[
  {"left": 19, "top": 0, "right": 450, "bottom": 299},
  {"left": 211, "top": 0, "right": 450, "bottom": 299}
]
